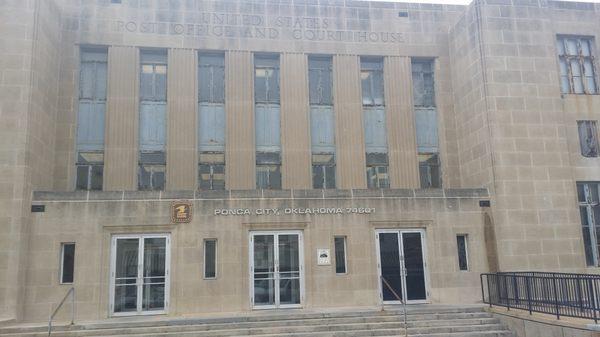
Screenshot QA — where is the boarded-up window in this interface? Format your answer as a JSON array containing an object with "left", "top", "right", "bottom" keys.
[
  {"left": 412, "top": 59, "right": 441, "bottom": 188},
  {"left": 76, "top": 49, "right": 107, "bottom": 190},
  {"left": 578, "top": 120, "right": 599, "bottom": 158},
  {"left": 557, "top": 36, "right": 598, "bottom": 95},
  {"left": 309, "top": 56, "right": 336, "bottom": 189},
  {"left": 139, "top": 51, "right": 167, "bottom": 190}
]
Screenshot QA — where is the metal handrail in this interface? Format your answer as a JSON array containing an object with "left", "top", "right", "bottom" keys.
[
  {"left": 48, "top": 287, "right": 75, "bottom": 336},
  {"left": 381, "top": 275, "right": 408, "bottom": 337}
]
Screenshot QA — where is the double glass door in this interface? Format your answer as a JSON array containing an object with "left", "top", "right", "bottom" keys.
[
  {"left": 110, "top": 234, "right": 170, "bottom": 316},
  {"left": 376, "top": 229, "right": 428, "bottom": 304},
  {"left": 250, "top": 231, "right": 304, "bottom": 309}
]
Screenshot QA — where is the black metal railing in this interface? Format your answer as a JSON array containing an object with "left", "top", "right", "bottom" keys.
[{"left": 481, "top": 272, "right": 600, "bottom": 323}]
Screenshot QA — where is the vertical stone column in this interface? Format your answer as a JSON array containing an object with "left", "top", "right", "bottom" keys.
[
  {"left": 280, "top": 53, "right": 312, "bottom": 189},
  {"left": 104, "top": 46, "right": 139, "bottom": 191},
  {"left": 384, "top": 56, "right": 419, "bottom": 188},
  {"left": 225, "top": 51, "right": 255, "bottom": 190},
  {"left": 333, "top": 55, "right": 366, "bottom": 189},
  {"left": 166, "top": 49, "right": 197, "bottom": 190}
]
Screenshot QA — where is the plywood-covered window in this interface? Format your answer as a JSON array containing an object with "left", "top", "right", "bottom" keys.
[
  {"left": 361, "top": 58, "right": 388, "bottom": 189},
  {"left": 255, "top": 55, "right": 281, "bottom": 189},
  {"left": 199, "top": 53, "right": 226, "bottom": 190},
  {"left": 412, "top": 59, "right": 441, "bottom": 188},
  {"left": 309, "top": 56, "right": 336, "bottom": 189},
  {"left": 76, "top": 49, "right": 107, "bottom": 190},
  {"left": 139, "top": 50, "right": 167, "bottom": 190},
  {"left": 557, "top": 36, "right": 598, "bottom": 95}
]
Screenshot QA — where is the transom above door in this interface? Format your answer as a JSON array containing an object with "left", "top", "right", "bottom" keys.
[
  {"left": 376, "top": 229, "right": 429, "bottom": 304},
  {"left": 249, "top": 231, "right": 304, "bottom": 309},
  {"left": 110, "top": 234, "right": 170, "bottom": 316}
]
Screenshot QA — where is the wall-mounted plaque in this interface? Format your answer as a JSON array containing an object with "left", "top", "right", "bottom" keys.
[
  {"left": 317, "top": 248, "right": 330, "bottom": 266},
  {"left": 171, "top": 201, "right": 192, "bottom": 223}
]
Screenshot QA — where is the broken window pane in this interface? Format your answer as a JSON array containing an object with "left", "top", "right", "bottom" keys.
[
  {"left": 256, "top": 152, "right": 281, "bottom": 189},
  {"left": 254, "top": 55, "right": 280, "bottom": 104},
  {"left": 557, "top": 36, "right": 598, "bottom": 94},
  {"left": 139, "top": 152, "right": 165, "bottom": 190},
  {"left": 312, "top": 153, "right": 335, "bottom": 189},
  {"left": 360, "top": 58, "right": 384, "bottom": 106},
  {"left": 412, "top": 60, "right": 435, "bottom": 107},
  {"left": 578, "top": 182, "right": 600, "bottom": 266},
  {"left": 419, "top": 153, "right": 441, "bottom": 188},
  {"left": 75, "top": 152, "right": 103, "bottom": 191},
  {"left": 366, "top": 153, "right": 389, "bottom": 189},
  {"left": 578, "top": 120, "right": 599, "bottom": 157},
  {"left": 199, "top": 152, "right": 225, "bottom": 190},
  {"left": 309, "top": 57, "right": 333, "bottom": 105}
]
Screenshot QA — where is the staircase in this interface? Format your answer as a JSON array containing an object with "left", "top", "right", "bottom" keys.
[{"left": 0, "top": 305, "right": 515, "bottom": 337}]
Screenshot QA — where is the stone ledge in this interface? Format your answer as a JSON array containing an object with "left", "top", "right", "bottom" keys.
[{"left": 32, "top": 188, "right": 489, "bottom": 201}]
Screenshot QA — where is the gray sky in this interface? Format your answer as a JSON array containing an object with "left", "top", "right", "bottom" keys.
[{"left": 363, "top": 0, "right": 600, "bottom": 4}]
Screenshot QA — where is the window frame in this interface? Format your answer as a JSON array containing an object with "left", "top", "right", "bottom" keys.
[
  {"left": 557, "top": 35, "right": 598, "bottom": 95},
  {"left": 360, "top": 58, "right": 385, "bottom": 107},
  {"left": 198, "top": 53, "right": 225, "bottom": 104},
  {"left": 254, "top": 54, "right": 280, "bottom": 105},
  {"left": 198, "top": 154, "right": 226, "bottom": 191},
  {"left": 456, "top": 234, "right": 469, "bottom": 271},
  {"left": 334, "top": 236, "right": 347, "bottom": 275},
  {"left": 308, "top": 56, "right": 333, "bottom": 106},
  {"left": 577, "top": 120, "right": 599, "bottom": 158},
  {"left": 578, "top": 182, "right": 600, "bottom": 266},
  {"left": 203, "top": 238, "right": 218, "bottom": 279},
  {"left": 60, "top": 243, "right": 76, "bottom": 284}
]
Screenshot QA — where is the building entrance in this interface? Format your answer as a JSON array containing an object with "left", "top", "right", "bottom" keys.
[
  {"left": 109, "top": 234, "right": 170, "bottom": 316},
  {"left": 249, "top": 231, "right": 304, "bottom": 309},
  {"left": 376, "top": 229, "right": 428, "bottom": 304}
]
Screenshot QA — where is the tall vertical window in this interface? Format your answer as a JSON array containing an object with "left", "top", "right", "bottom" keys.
[
  {"left": 334, "top": 236, "right": 347, "bottom": 274},
  {"left": 255, "top": 55, "right": 281, "bottom": 189},
  {"left": 60, "top": 243, "right": 75, "bottom": 284},
  {"left": 139, "top": 51, "right": 167, "bottom": 190},
  {"left": 557, "top": 36, "right": 598, "bottom": 95},
  {"left": 361, "top": 58, "right": 389, "bottom": 189},
  {"left": 204, "top": 239, "right": 217, "bottom": 279},
  {"left": 456, "top": 235, "right": 468, "bottom": 271},
  {"left": 198, "top": 53, "right": 226, "bottom": 190},
  {"left": 309, "top": 56, "right": 335, "bottom": 189},
  {"left": 578, "top": 182, "right": 600, "bottom": 266},
  {"left": 412, "top": 60, "right": 441, "bottom": 188},
  {"left": 578, "top": 120, "right": 599, "bottom": 158},
  {"left": 76, "top": 49, "right": 107, "bottom": 190}
]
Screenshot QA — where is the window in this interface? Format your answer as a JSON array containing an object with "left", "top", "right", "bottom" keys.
[
  {"left": 139, "top": 51, "right": 167, "bottom": 190},
  {"left": 76, "top": 49, "right": 107, "bottom": 190},
  {"left": 361, "top": 58, "right": 388, "bottom": 188},
  {"left": 255, "top": 55, "right": 281, "bottom": 189},
  {"left": 309, "top": 56, "right": 336, "bottom": 189},
  {"left": 60, "top": 243, "right": 75, "bottom": 284},
  {"left": 334, "top": 236, "right": 347, "bottom": 274},
  {"left": 557, "top": 36, "right": 598, "bottom": 94},
  {"left": 199, "top": 53, "right": 226, "bottom": 189},
  {"left": 412, "top": 59, "right": 441, "bottom": 188},
  {"left": 456, "top": 235, "right": 468, "bottom": 271},
  {"left": 204, "top": 239, "right": 217, "bottom": 279},
  {"left": 578, "top": 182, "right": 600, "bottom": 266},
  {"left": 578, "top": 121, "right": 599, "bottom": 158}
]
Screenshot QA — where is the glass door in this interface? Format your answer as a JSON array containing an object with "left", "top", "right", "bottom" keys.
[
  {"left": 250, "top": 231, "right": 303, "bottom": 309},
  {"left": 376, "top": 229, "right": 428, "bottom": 304},
  {"left": 110, "top": 234, "right": 170, "bottom": 316}
]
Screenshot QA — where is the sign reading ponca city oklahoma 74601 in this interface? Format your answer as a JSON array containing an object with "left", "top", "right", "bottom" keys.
[{"left": 214, "top": 207, "right": 376, "bottom": 216}]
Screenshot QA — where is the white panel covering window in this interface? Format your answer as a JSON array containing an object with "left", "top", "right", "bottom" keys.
[
  {"left": 76, "top": 49, "right": 107, "bottom": 190},
  {"left": 139, "top": 51, "right": 167, "bottom": 191},
  {"left": 412, "top": 59, "right": 441, "bottom": 189},
  {"left": 255, "top": 55, "right": 281, "bottom": 189},
  {"left": 557, "top": 36, "right": 598, "bottom": 95},
  {"left": 361, "top": 58, "right": 389, "bottom": 189},
  {"left": 198, "top": 53, "right": 226, "bottom": 190},
  {"left": 309, "top": 56, "right": 336, "bottom": 189}
]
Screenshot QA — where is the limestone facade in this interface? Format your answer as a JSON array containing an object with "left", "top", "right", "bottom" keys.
[{"left": 1, "top": 0, "right": 599, "bottom": 324}]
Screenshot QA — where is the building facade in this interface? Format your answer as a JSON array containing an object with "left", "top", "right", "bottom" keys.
[{"left": 1, "top": 0, "right": 600, "bottom": 324}]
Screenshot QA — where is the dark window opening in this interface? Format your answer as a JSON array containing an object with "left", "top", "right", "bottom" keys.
[
  {"left": 334, "top": 236, "right": 347, "bottom": 274},
  {"left": 456, "top": 235, "right": 468, "bottom": 271},
  {"left": 204, "top": 239, "right": 217, "bottom": 279},
  {"left": 578, "top": 120, "right": 599, "bottom": 157},
  {"left": 61, "top": 243, "right": 75, "bottom": 284}
]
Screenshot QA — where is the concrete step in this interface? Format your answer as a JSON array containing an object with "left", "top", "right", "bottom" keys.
[{"left": 0, "top": 306, "right": 515, "bottom": 337}]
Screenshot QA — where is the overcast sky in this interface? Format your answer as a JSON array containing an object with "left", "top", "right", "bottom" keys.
[{"left": 362, "top": 0, "right": 600, "bottom": 4}]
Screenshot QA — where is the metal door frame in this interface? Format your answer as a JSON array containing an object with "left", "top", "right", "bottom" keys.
[
  {"left": 375, "top": 229, "right": 430, "bottom": 305},
  {"left": 249, "top": 230, "right": 304, "bottom": 309},
  {"left": 109, "top": 233, "right": 171, "bottom": 316}
]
